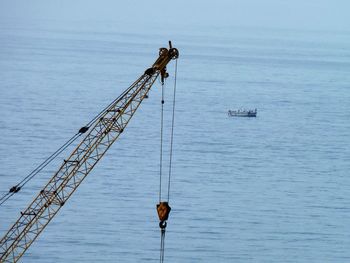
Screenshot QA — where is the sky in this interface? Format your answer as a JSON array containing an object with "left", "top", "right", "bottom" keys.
[{"left": 0, "top": 0, "right": 349, "bottom": 32}]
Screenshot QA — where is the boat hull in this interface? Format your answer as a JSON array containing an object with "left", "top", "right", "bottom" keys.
[{"left": 228, "top": 110, "right": 257, "bottom": 117}]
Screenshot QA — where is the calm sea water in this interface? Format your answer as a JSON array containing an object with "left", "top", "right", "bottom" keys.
[{"left": 0, "top": 20, "right": 350, "bottom": 262}]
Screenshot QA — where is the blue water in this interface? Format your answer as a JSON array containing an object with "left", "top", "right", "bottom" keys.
[{"left": 1, "top": 20, "right": 350, "bottom": 262}]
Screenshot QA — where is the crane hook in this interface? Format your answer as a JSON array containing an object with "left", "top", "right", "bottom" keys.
[{"left": 157, "top": 201, "right": 171, "bottom": 229}]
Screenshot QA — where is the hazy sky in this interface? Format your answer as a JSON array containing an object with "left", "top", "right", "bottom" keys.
[{"left": 0, "top": 0, "right": 349, "bottom": 31}]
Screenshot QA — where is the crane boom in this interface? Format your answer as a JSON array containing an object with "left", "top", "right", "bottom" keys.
[{"left": 0, "top": 42, "right": 179, "bottom": 263}]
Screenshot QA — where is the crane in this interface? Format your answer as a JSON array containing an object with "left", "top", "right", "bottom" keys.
[{"left": 0, "top": 41, "right": 179, "bottom": 263}]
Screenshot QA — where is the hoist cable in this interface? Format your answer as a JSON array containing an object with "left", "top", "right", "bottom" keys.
[
  {"left": 167, "top": 59, "right": 178, "bottom": 202},
  {"left": 157, "top": 59, "right": 178, "bottom": 263},
  {"left": 160, "top": 229, "right": 166, "bottom": 263},
  {"left": 159, "top": 81, "right": 165, "bottom": 202}
]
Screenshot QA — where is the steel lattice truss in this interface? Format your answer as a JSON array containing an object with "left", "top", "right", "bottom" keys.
[
  {"left": 0, "top": 42, "right": 179, "bottom": 263},
  {"left": 0, "top": 72, "right": 158, "bottom": 262}
]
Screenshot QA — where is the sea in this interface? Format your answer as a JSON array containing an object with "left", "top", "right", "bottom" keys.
[{"left": 0, "top": 19, "right": 350, "bottom": 262}]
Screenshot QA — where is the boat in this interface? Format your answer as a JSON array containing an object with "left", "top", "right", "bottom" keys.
[{"left": 228, "top": 108, "right": 257, "bottom": 117}]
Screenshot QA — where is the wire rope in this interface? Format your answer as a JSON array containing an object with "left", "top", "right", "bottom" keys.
[
  {"left": 167, "top": 59, "right": 178, "bottom": 202},
  {"left": 158, "top": 58, "right": 178, "bottom": 263},
  {"left": 159, "top": 228, "right": 166, "bottom": 263},
  {"left": 159, "top": 81, "right": 165, "bottom": 202}
]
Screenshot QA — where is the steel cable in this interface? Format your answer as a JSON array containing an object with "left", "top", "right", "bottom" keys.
[
  {"left": 167, "top": 59, "right": 178, "bottom": 202},
  {"left": 159, "top": 81, "right": 165, "bottom": 202}
]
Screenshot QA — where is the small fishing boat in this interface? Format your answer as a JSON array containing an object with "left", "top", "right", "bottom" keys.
[{"left": 228, "top": 108, "right": 257, "bottom": 117}]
